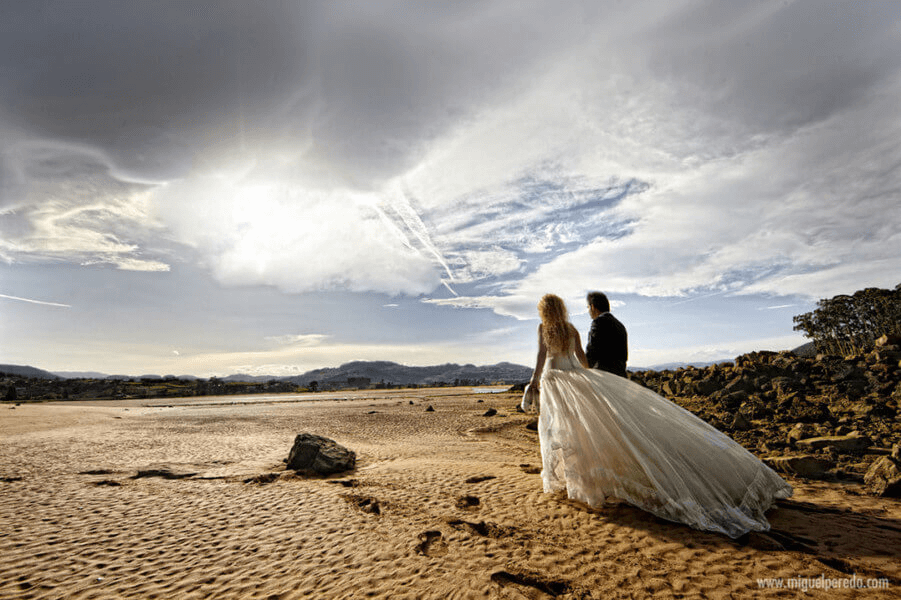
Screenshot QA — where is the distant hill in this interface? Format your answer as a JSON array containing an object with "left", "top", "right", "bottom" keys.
[
  {"left": 53, "top": 371, "right": 111, "bottom": 379},
  {"left": 284, "top": 360, "right": 532, "bottom": 386},
  {"left": 6, "top": 361, "right": 533, "bottom": 386},
  {"left": 0, "top": 365, "right": 60, "bottom": 379},
  {"left": 633, "top": 360, "right": 728, "bottom": 372}
]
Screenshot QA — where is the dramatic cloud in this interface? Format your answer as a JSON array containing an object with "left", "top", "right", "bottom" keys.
[{"left": 2, "top": 1, "right": 899, "bottom": 373}]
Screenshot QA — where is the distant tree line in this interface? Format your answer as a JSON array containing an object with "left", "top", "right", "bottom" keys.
[{"left": 793, "top": 284, "right": 901, "bottom": 356}]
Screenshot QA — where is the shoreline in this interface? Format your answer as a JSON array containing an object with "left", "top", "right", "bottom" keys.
[{"left": 2, "top": 389, "right": 899, "bottom": 598}]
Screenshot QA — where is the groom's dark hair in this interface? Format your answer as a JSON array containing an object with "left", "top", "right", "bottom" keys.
[{"left": 587, "top": 291, "right": 610, "bottom": 313}]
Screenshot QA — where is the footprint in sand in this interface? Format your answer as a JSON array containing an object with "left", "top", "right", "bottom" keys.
[
  {"left": 92, "top": 480, "right": 122, "bottom": 487},
  {"left": 327, "top": 479, "right": 358, "bottom": 488},
  {"left": 415, "top": 531, "right": 447, "bottom": 557},
  {"left": 490, "top": 569, "right": 571, "bottom": 598},
  {"left": 446, "top": 519, "right": 510, "bottom": 539},
  {"left": 456, "top": 495, "right": 480, "bottom": 510},
  {"left": 464, "top": 475, "right": 496, "bottom": 484},
  {"left": 343, "top": 494, "right": 381, "bottom": 515},
  {"left": 243, "top": 473, "right": 281, "bottom": 485},
  {"left": 132, "top": 468, "right": 196, "bottom": 480}
]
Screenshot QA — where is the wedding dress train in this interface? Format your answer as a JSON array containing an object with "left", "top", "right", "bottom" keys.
[{"left": 538, "top": 347, "right": 793, "bottom": 538}]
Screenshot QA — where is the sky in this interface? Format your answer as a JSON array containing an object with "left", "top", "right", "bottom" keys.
[{"left": 1, "top": 1, "right": 899, "bottom": 377}]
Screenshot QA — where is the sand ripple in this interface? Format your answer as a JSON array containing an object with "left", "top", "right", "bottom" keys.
[{"left": 2, "top": 392, "right": 899, "bottom": 599}]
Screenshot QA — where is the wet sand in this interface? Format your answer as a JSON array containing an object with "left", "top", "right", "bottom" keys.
[{"left": 1, "top": 389, "right": 899, "bottom": 599}]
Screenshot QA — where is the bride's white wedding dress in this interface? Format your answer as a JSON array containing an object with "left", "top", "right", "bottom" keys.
[{"left": 538, "top": 342, "right": 793, "bottom": 538}]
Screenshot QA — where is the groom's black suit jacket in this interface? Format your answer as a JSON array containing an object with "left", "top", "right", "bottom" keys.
[{"left": 586, "top": 313, "right": 628, "bottom": 377}]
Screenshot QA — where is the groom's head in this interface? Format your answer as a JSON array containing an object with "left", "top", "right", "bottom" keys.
[{"left": 587, "top": 292, "right": 610, "bottom": 316}]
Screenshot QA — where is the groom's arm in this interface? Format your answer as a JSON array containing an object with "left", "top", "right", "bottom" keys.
[{"left": 585, "top": 319, "right": 601, "bottom": 367}]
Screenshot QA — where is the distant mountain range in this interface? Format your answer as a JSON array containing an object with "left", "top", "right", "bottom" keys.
[
  {"left": 1, "top": 361, "right": 534, "bottom": 386},
  {"left": 1, "top": 343, "right": 816, "bottom": 384},
  {"left": 0, "top": 365, "right": 61, "bottom": 379},
  {"left": 279, "top": 360, "right": 533, "bottom": 386}
]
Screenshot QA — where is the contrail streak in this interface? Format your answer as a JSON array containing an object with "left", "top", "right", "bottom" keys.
[
  {"left": 377, "top": 187, "right": 459, "bottom": 295},
  {"left": 0, "top": 294, "right": 71, "bottom": 308}
]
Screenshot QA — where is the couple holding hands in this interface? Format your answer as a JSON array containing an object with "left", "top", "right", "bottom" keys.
[{"left": 524, "top": 291, "right": 792, "bottom": 538}]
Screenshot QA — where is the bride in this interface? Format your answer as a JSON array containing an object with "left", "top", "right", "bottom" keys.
[{"left": 529, "top": 294, "right": 793, "bottom": 538}]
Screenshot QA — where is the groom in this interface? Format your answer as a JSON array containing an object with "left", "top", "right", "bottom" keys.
[{"left": 585, "top": 291, "right": 628, "bottom": 377}]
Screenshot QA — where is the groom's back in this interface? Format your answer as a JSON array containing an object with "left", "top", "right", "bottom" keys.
[{"left": 587, "top": 313, "right": 628, "bottom": 377}]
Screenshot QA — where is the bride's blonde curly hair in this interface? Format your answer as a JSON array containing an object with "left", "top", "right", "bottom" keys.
[{"left": 538, "top": 294, "right": 573, "bottom": 353}]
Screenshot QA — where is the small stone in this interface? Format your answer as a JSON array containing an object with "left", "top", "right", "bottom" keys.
[
  {"left": 787, "top": 423, "right": 814, "bottom": 445},
  {"left": 425, "top": 405, "right": 434, "bottom": 412},
  {"left": 483, "top": 408, "right": 497, "bottom": 417}
]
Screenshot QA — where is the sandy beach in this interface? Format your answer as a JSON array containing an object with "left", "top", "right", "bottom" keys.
[{"left": 1, "top": 389, "right": 899, "bottom": 599}]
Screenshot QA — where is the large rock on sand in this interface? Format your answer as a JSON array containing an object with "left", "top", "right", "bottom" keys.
[
  {"left": 287, "top": 434, "right": 356, "bottom": 474},
  {"left": 864, "top": 456, "right": 901, "bottom": 497}
]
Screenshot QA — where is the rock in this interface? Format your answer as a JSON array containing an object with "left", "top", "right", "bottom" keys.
[
  {"left": 482, "top": 408, "right": 497, "bottom": 417},
  {"left": 876, "top": 334, "right": 901, "bottom": 347},
  {"left": 286, "top": 433, "right": 356, "bottom": 474},
  {"left": 425, "top": 405, "right": 434, "bottom": 412},
  {"left": 795, "top": 433, "right": 872, "bottom": 454},
  {"left": 787, "top": 423, "right": 814, "bottom": 445},
  {"left": 711, "top": 390, "right": 749, "bottom": 410},
  {"left": 893, "top": 444, "right": 901, "bottom": 461},
  {"left": 731, "top": 412, "right": 753, "bottom": 431},
  {"left": 863, "top": 456, "right": 901, "bottom": 497},
  {"left": 692, "top": 378, "right": 721, "bottom": 396},
  {"left": 764, "top": 455, "right": 835, "bottom": 479},
  {"left": 739, "top": 398, "right": 770, "bottom": 419}
]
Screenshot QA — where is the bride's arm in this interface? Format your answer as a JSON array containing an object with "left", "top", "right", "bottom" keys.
[
  {"left": 530, "top": 324, "right": 547, "bottom": 388},
  {"left": 571, "top": 326, "right": 590, "bottom": 369}
]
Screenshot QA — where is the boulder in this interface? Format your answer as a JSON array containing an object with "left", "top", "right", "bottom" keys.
[
  {"left": 691, "top": 377, "right": 721, "bottom": 396},
  {"left": 287, "top": 433, "right": 356, "bottom": 474},
  {"left": 763, "top": 455, "right": 835, "bottom": 480},
  {"left": 863, "top": 456, "right": 901, "bottom": 497},
  {"left": 795, "top": 432, "right": 872, "bottom": 454}
]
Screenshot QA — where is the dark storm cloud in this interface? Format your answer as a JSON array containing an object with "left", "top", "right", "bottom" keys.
[
  {"left": 0, "top": 0, "right": 590, "bottom": 186},
  {"left": 0, "top": 0, "right": 316, "bottom": 181},
  {"left": 641, "top": 1, "right": 901, "bottom": 134}
]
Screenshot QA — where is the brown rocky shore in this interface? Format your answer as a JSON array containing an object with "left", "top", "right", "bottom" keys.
[{"left": 629, "top": 336, "right": 901, "bottom": 496}]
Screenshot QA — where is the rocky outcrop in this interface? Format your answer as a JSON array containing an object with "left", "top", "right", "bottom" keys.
[
  {"left": 629, "top": 341, "right": 900, "bottom": 492},
  {"left": 286, "top": 434, "right": 356, "bottom": 475}
]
